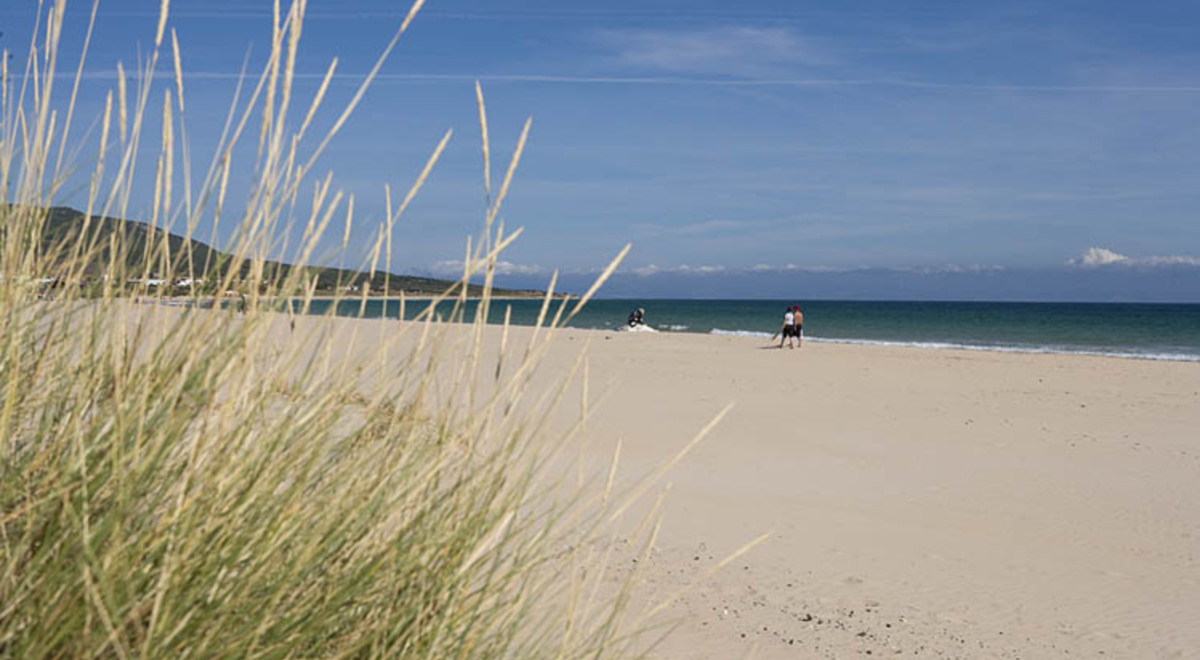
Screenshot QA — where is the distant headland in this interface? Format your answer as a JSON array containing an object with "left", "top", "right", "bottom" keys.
[{"left": 25, "top": 205, "right": 554, "bottom": 299}]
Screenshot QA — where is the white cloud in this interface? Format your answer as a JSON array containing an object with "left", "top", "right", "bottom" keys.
[
  {"left": 628, "top": 264, "right": 727, "bottom": 277},
  {"left": 1071, "top": 247, "right": 1130, "bottom": 266},
  {"left": 783, "top": 264, "right": 859, "bottom": 273},
  {"left": 633, "top": 263, "right": 842, "bottom": 276},
  {"left": 1068, "top": 247, "right": 1200, "bottom": 267},
  {"left": 628, "top": 263, "right": 995, "bottom": 277},
  {"left": 596, "top": 26, "right": 827, "bottom": 76},
  {"left": 898, "top": 264, "right": 1007, "bottom": 274},
  {"left": 1140, "top": 255, "right": 1200, "bottom": 266},
  {"left": 453, "top": 254, "right": 1199, "bottom": 283},
  {"left": 429, "top": 260, "right": 545, "bottom": 277}
]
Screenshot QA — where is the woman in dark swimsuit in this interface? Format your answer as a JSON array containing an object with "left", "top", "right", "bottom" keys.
[{"left": 779, "top": 307, "right": 796, "bottom": 349}]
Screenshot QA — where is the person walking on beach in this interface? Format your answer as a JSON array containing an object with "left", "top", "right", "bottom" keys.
[{"left": 779, "top": 306, "right": 796, "bottom": 349}]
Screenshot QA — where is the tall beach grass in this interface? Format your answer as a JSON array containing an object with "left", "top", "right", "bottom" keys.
[{"left": 0, "top": 1, "right": 670, "bottom": 657}]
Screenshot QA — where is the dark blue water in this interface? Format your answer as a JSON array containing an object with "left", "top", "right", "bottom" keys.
[{"left": 299, "top": 298, "right": 1200, "bottom": 362}]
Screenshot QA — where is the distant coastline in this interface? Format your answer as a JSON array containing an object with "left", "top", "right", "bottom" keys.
[{"left": 29, "top": 205, "right": 552, "bottom": 299}]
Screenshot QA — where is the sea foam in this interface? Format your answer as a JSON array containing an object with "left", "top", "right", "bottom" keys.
[
  {"left": 805, "top": 337, "right": 1200, "bottom": 362},
  {"left": 710, "top": 328, "right": 774, "bottom": 339},
  {"left": 707, "top": 329, "right": 1200, "bottom": 361}
]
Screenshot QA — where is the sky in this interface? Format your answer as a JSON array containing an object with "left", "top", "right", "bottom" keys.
[{"left": 3, "top": 0, "right": 1200, "bottom": 300}]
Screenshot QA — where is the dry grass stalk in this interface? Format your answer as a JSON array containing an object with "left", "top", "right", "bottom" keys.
[{"left": 0, "top": 1, "right": 712, "bottom": 657}]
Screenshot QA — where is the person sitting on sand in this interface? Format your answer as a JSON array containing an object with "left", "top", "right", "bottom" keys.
[
  {"left": 628, "top": 307, "right": 645, "bottom": 328},
  {"left": 793, "top": 305, "right": 804, "bottom": 348},
  {"left": 779, "top": 307, "right": 796, "bottom": 349}
]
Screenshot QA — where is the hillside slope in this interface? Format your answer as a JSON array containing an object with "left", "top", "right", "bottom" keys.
[{"left": 35, "top": 206, "right": 545, "bottom": 297}]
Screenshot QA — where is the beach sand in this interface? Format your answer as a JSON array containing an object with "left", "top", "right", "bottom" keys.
[
  {"left": 498, "top": 325, "right": 1199, "bottom": 658},
  {"left": 145, "top": 307, "right": 1200, "bottom": 658}
]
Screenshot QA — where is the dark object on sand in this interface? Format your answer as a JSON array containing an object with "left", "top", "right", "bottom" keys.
[{"left": 627, "top": 307, "right": 645, "bottom": 328}]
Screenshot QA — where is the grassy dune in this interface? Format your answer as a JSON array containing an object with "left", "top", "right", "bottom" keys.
[{"left": 0, "top": 1, "right": 652, "bottom": 657}]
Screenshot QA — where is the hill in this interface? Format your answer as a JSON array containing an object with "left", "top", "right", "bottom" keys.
[{"left": 35, "top": 206, "right": 547, "bottom": 297}]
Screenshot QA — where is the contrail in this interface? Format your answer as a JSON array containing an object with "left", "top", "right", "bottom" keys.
[
  {"left": 0, "top": 8, "right": 914, "bottom": 23},
  {"left": 38, "top": 70, "right": 1200, "bottom": 93}
]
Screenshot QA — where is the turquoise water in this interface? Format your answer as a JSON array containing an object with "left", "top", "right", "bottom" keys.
[{"left": 301, "top": 299, "right": 1200, "bottom": 362}]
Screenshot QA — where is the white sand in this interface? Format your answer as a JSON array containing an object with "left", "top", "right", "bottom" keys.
[{"left": 518, "top": 328, "right": 1200, "bottom": 659}]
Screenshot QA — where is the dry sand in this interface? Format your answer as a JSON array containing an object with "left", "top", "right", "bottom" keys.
[
  {"left": 518, "top": 327, "right": 1200, "bottom": 659},
  {"left": 137, "top": 306, "right": 1200, "bottom": 658}
]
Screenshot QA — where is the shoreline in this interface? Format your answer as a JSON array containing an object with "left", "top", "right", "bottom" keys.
[
  {"left": 153, "top": 296, "right": 1200, "bottom": 364},
  {"left": 592, "top": 325, "right": 1200, "bottom": 365},
  {"left": 735, "top": 333, "right": 1200, "bottom": 363}
]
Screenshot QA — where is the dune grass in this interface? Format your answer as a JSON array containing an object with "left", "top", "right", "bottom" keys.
[{"left": 0, "top": 1, "right": 659, "bottom": 657}]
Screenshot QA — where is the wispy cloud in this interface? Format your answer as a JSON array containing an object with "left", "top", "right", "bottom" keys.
[
  {"left": 594, "top": 26, "right": 829, "bottom": 76},
  {"left": 621, "top": 262, "right": 1006, "bottom": 277},
  {"left": 427, "top": 260, "right": 545, "bottom": 277},
  {"left": 634, "top": 219, "right": 761, "bottom": 238},
  {"left": 629, "top": 264, "right": 727, "bottom": 276},
  {"left": 894, "top": 264, "right": 1008, "bottom": 274},
  {"left": 671, "top": 220, "right": 745, "bottom": 236},
  {"left": 1068, "top": 247, "right": 1200, "bottom": 267},
  {"left": 41, "top": 69, "right": 1200, "bottom": 93},
  {"left": 437, "top": 255, "right": 1199, "bottom": 282}
]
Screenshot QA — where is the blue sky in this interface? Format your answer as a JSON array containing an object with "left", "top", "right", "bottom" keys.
[{"left": 3, "top": 0, "right": 1200, "bottom": 299}]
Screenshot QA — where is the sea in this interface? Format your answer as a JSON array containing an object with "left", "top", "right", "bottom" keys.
[{"left": 301, "top": 299, "right": 1200, "bottom": 363}]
